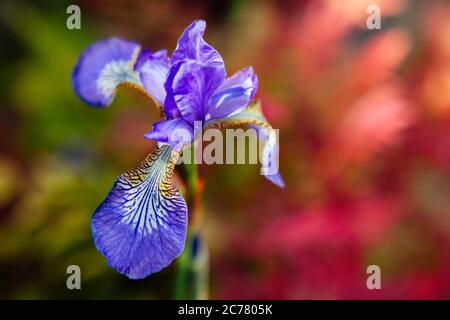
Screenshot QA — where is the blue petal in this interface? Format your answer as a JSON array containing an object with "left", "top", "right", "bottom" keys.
[
  {"left": 255, "top": 125, "right": 285, "bottom": 188},
  {"left": 144, "top": 118, "right": 193, "bottom": 150},
  {"left": 134, "top": 49, "right": 169, "bottom": 106},
  {"left": 164, "top": 60, "right": 225, "bottom": 123},
  {"left": 72, "top": 37, "right": 141, "bottom": 107},
  {"left": 163, "top": 62, "right": 184, "bottom": 119},
  {"left": 264, "top": 172, "right": 285, "bottom": 188},
  {"left": 204, "top": 101, "right": 285, "bottom": 188},
  {"left": 171, "top": 20, "right": 225, "bottom": 69},
  {"left": 206, "top": 66, "right": 258, "bottom": 120},
  {"left": 91, "top": 145, "right": 187, "bottom": 279}
]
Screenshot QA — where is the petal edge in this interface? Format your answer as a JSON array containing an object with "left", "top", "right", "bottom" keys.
[
  {"left": 72, "top": 37, "right": 141, "bottom": 107},
  {"left": 91, "top": 145, "right": 187, "bottom": 279},
  {"left": 204, "top": 101, "right": 284, "bottom": 188}
]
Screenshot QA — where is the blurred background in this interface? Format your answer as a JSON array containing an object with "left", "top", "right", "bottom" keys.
[{"left": 1, "top": 0, "right": 450, "bottom": 299}]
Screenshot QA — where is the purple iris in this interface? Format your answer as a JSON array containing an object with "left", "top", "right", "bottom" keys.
[
  {"left": 136, "top": 21, "right": 258, "bottom": 149},
  {"left": 72, "top": 20, "right": 283, "bottom": 279}
]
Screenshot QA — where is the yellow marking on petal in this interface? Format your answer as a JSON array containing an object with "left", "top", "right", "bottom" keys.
[
  {"left": 117, "top": 46, "right": 166, "bottom": 118},
  {"left": 129, "top": 47, "right": 142, "bottom": 68},
  {"left": 205, "top": 118, "right": 271, "bottom": 130},
  {"left": 119, "top": 81, "right": 165, "bottom": 118},
  {"left": 204, "top": 100, "right": 271, "bottom": 131},
  {"left": 122, "top": 144, "right": 180, "bottom": 188}
]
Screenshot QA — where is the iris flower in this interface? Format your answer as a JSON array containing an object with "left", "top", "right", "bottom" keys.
[{"left": 72, "top": 20, "right": 284, "bottom": 279}]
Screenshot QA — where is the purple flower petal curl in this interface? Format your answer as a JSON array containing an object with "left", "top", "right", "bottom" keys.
[
  {"left": 204, "top": 101, "right": 285, "bottom": 188},
  {"left": 72, "top": 37, "right": 141, "bottom": 107},
  {"left": 144, "top": 117, "right": 194, "bottom": 150},
  {"left": 206, "top": 66, "right": 258, "bottom": 121},
  {"left": 164, "top": 60, "right": 225, "bottom": 123},
  {"left": 134, "top": 49, "right": 170, "bottom": 106},
  {"left": 171, "top": 20, "right": 225, "bottom": 69}
]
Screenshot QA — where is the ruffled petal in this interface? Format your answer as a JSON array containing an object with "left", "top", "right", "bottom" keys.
[
  {"left": 134, "top": 49, "right": 169, "bottom": 106},
  {"left": 144, "top": 118, "right": 193, "bottom": 150},
  {"left": 72, "top": 37, "right": 141, "bottom": 107},
  {"left": 204, "top": 101, "right": 285, "bottom": 188},
  {"left": 164, "top": 60, "right": 225, "bottom": 123},
  {"left": 91, "top": 145, "right": 188, "bottom": 279},
  {"left": 171, "top": 20, "right": 225, "bottom": 69},
  {"left": 206, "top": 66, "right": 258, "bottom": 120}
]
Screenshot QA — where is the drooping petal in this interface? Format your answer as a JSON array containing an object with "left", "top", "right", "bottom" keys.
[
  {"left": 206, "top": 66, "right": 258, "bottom": 120},
  {"left": 91, "top": 145, "right": 187, "bottom": 279},
  {"left": 144, "top": 118, "right": 193, "bottom": 150},
  {"left": 253, "top": 124, "right": 285, "bottom": 188},
  {"left": 134, "top": 49, "right": 169, "bottom": 106},
  {"left": 204, "top": 101, "right": 285, "bottom": 188},
  {"left": 171, "top": 20, "right": 225, "bottom": 69},
  {"left": 72, "top": 37, "right": 142, "bottom": 107},
  {"left": 164, "top": 60, "right": 225, "bottom": 123}
]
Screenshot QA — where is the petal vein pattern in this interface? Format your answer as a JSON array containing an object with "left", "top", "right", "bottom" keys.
[{"left": 91, "top": 145, "right": 188, "bottom": 279}]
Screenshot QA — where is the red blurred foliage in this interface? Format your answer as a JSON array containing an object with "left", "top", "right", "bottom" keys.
[{"left": 207, "top": 0, "right": 450, "bottom": 299}]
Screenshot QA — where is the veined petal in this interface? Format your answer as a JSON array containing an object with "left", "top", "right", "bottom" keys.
[
  {"left": 206, "top": 66, "right": 258, "bottom": 120},
  {"left": 144, "top": 118, "right": 193, "bottom": 150},
  {"left": 72, "top": 37, "right": 142, "bottom": 107},
  {"left": 204, "top": 101, "right": 285, "bottom": 188},
  {"left": 91, "top": 145, "right": 187, "bottom": 279},
  {"left": 165, "top": 60, "right": 225, "bottom": 123},
  {"left": 163, "top": 62, "right": 183, "bottom": 119},
  {"left": 134, "top": 49, "right": 169, "bottom": 106},
  {"left": 171, "top": 20, "right": 225, "bottom": 69}
]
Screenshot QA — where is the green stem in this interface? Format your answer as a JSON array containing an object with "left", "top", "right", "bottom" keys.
[
  {"left": 173, "top": 144, "right": 208, "bottom": 299},
  {"left": 174, "top": 242, "right": 189, "bottom": 299}
]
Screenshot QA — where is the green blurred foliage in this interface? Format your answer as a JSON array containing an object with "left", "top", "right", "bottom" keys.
[{"left": 0, "top": 0, "right": 174, "bottom": 299}]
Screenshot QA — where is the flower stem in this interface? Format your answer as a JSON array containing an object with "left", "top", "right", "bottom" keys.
[{"left": 174, "top": 143, "right": 208, "bottom": 299}]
